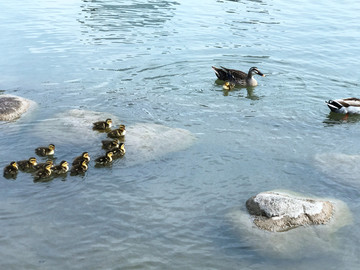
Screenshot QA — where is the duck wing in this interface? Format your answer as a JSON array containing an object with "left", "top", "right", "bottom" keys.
[
  {"left": 340, "top": 98, "right": 360, "bottom": 107},
  {"left": 220, "top": 66, "right": 248, "bottom": 80}
]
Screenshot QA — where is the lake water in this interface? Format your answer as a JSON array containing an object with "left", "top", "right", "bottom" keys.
[{"left": 1, "top": 0, "right": 360, "bottom": 269}]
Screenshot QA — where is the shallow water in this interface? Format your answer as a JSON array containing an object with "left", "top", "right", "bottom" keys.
[{"left": 1, "top": 0, "right": 360, "bottom": 269}]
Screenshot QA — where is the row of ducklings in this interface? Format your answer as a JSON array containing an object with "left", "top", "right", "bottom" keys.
[{"left": 3, "top": 119, "right": 127, "bottom": 181}]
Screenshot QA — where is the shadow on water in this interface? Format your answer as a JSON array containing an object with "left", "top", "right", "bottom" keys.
[{"left": 323, "top": 112, "right": 360, "bottom": 126}]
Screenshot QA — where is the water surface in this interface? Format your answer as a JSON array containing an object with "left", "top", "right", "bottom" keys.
[{"left": 1, "top": 0, "right": 360, "bottom": 269}]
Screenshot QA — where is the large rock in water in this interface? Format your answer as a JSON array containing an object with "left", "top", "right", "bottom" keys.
[
  {"left": 246, "top": 191, "right": 334, "bottom": 232},
  {"left": 124, "top": 123, "right": 196, "bottom": 165},
  {"left": 33, "top": 109, "right": 196, "bottom": 165},
  {"left": 33, "top": 109, "right": 118, "bottom": 144},
  {"left": 228, "top": 190, "right": 352, "bottom": 258},
  {"left": 0, "top": 95, "right": 35, "bottom": 121}
]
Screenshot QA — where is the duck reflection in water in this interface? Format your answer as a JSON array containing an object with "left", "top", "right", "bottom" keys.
[{"left": 220, "top": 83, "right": 260, "bottom": 100}]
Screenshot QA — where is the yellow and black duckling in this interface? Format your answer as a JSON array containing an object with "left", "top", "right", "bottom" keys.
[
  {"left": 3, "top": 161, "right": 18, "bottom": 178},
  {"left": 17, "top": 157, "right": 37, "bottom": 171},
  {"left": 35, "top": 144, "right": 55, "bottom": 156},
  {"left": 72, "top": 152, "right": 90, "bottom": 166},
  {"left": 111, "top": 143, "right": 126, "bottom": 158},
  {"left": 33, "top": 160, "right": 53, "bottom": 170},
  {"left": 222, "top": 81, "right": 236, "bottom": 91},
  {"left": 93, "top": 118, "right": 112, "bottom": 131},
  {"left": 52, "top": 160, "right": 69, "bottom": 175},
  {"left": 107, "top": 125, "right": 126, "bottom": 139},
  {"left": 95, "top": 151, "right": 114, "bottom": 165},
  {"left": 70, "top": 160, "right": 88, "bottom": 175},
  {"left": 101, "top": 139, "right": 120, "bottom": 150},
  {"left": 34, "top": 163, "right": 52, "bottom": 182},
  {"left": 212, "top": 66, "right": 265, "bottom": 87}
]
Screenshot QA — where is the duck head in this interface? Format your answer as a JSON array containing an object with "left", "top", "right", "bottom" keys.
[
  {"left": 106, "top": 118, "right": 113, "bottom": 127},
  {"left": 11, "top": 161, "right": 18, "bottom": 170},
  {"left": 249, "top": 67, "right": 265, "bottom": 77},
  {"left": 29, "top": 157, "right": 37, "bottom": 166}
]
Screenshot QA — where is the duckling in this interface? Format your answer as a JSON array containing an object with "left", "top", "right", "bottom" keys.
[
  {"left": 72, "top": 152, "right": 90, "bottom": 166},
  {"left": 70, "top": 160, "right": 88, "bottom": 175},
  {"left": 212, "top": 66, "right": 265, "bottom": 87},
  {"left": 95, "top": 151, "right": 114, "bottom": 165},
  {"left": 3, "top": 161, "right": 18, "bottom": 178},
  {"left": 101, "top": 139, "right": 120, "bottom": 150},
  {"left": 35, "top": 144, "right": 55, "bottom": 156},
  {"left": 33, "top": 160, "right": 53, "bottom": 170},
  {"left": 34, "top": 163, "right": 52, "bottom": 181},
  {"left": 17, "top": 157, "right": 37, "bottom": 171},
  {"left": 222, "top": 81, "right": 236, "bottom": 91},
  {"left": 52, "top": 160, "right": 69, "bottom": 175},
  {"left": 107, "top": 125, "right": 126, "bottom": 139},
  {"left": 93, "top": 118, "right": 112, "bottom": 131},
  {"left": 111, "top": 143, "right": 126, "bottom": 157}
]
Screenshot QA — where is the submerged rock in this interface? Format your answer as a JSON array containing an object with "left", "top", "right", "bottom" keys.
[
  {"left": 0, "top": 95, "right": 35, "bottom": 121},
  {"left": 228, "top": 190, "right": 352, "bottom": 258},
  {"left": 33, "top": 109, "right": 118, "bottom": 144},
  {"left": 33, "top": 109, "right": 196, "bottom": 165},
  {"left": 124, "top": 123, "right": 196, "bottom": 165},
  {"left": 246, "top": 191, "right": 334, "bottom": 232}
]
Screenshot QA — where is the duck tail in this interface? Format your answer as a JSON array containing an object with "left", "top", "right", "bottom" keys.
[{"left": 212, "top": 66, "right": 227, "bottom": 81}]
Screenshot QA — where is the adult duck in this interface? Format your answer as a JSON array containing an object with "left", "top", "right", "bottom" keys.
[
  {"left": 212, "top": 66, "right": 265, "bottom": 87},
  {"left": 326, "top": 98, "right": 360, "bottom": 114}
]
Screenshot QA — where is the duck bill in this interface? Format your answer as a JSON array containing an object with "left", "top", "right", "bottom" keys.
[{"left": 257, "top": 71, "right": 265, "bottom": 77}]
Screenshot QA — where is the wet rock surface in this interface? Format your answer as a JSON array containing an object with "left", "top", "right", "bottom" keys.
[
  {"left": 228, "top": 190, "right": 352, "bottom": 258},
  {"left": 246, "top": 191, "right": 334, "bottom": 232},
  {"left": 0, "top": 95, "right": 35, "bottom": 121}
]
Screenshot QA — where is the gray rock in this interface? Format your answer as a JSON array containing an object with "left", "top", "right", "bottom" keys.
[
  {"left": 246, "top": 191, "right": 334, "bottom": 232},
  {"left": 228, "top": 190, "right": 352, "bottom": 258},
  {"left": 0, "top": 95, "right": 35, "bottom": 121}
]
